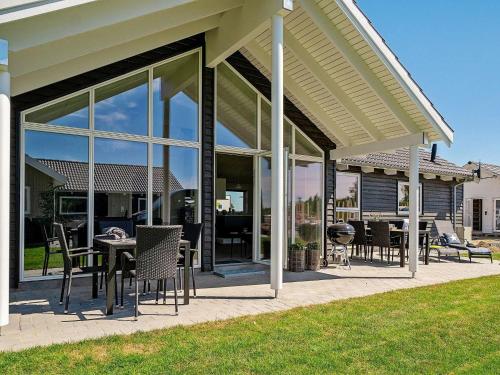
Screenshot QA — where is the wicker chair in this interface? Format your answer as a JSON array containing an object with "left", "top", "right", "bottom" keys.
[
  {"left": 348, "top": 220, "right": 369, "bottom": 261},
  {"left": 120, "top": 225, "right": 182, "bottom": 319},
  {"left": 54, "top": 223, "right": 106, "bottom": 314},
  {"left": 368, "top": 221, "right": 400, "bottom": 264},
  {"left": 42, "top": 225, "right": 61, "bottom": 276},
  {"left": 177, "top": 223, "right": 204, "bottom": 297}
]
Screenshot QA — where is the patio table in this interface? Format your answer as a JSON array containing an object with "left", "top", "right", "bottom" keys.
[
  {"left": 390, "top": 229, "right": 431, "bottom": 267},
  {"left": 94, "top": 237, "right": 191, "bottom": 315}
]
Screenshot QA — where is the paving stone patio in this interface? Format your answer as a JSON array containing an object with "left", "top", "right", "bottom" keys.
[{"left": 1, "top": 257, "right": 499, "bottom": 352}]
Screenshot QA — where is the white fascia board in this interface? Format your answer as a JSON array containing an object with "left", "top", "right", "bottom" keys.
[
  {"left": 0, "top": 0, "right": 97, "bottom": 24},
  {"left": 336, "top": 0, "right": 454, "bottom": 146},
  {"left": 330, "top": 132, "right": 429, "bottom": 160}
]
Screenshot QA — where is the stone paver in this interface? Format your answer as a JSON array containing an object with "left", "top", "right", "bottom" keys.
[{"left": 0, "top": 258, "right": 498, "bottom": 351}]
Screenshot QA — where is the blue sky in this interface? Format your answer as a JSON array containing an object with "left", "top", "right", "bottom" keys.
[{"left": 357, "top": 0, "right": 500, "bottom": 166}]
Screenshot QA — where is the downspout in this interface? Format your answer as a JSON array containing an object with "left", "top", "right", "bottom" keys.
[{"left": 453, "top": 180, "right": 466, "bottom": 231}]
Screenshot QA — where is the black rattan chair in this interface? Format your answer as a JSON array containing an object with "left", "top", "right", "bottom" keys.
[
  {"left": 348, "top": 220, "right": 369, "bottom": 261},
  {"left": 54, "top": 223, "right": 107, "bottom": 314},
  {"left": 42, "top": 225, "right": 61, "bottom": 276},
  {"left": 368, "top": 221, "right": 400, "bottom": 264},
  {"left": 120, "top": 225, "right": 182, "bottom": 319},
  {"left": 177, "top": 223, "right": 204, "bottom": 297}
]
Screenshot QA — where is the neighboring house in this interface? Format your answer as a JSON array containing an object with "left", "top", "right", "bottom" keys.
[
  {"left": 0, "top": 0, "right": 456, "bottom": 290},
  {"left": 463, "top": 162, "right": 500, "bottom": 235},
  {"left": 336, "top": 148, "right": 473, "bottom": 233}
]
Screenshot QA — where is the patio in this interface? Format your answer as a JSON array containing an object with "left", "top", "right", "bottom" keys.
[{"left": 1, "top": 257, "right": 498, "bottom": 352}]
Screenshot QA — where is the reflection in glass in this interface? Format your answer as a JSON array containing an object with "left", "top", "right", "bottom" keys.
[
  {"left": 152, "top": 145, "right": 198, "bottom": 226},
  {"left": 294, "top": 160, "right": 322, "bottom": 250},
  {"left": 95, "top": 72, "right": 148, "bottom": 135},
  {"left": 24, "top": 131, "right": 89, "bottom": 277},
  {"left": 94, "top": 138, "right": 148, "bottom": 237},
  {"left": 216, "top": 64, "right": 257, "bottom": 148},
  {"left": 153, "top": 53, "right": 199, "bottom": 141},
  {"left": 260, "top": 101, "right": 292, "bottom": 151},
  {"left": 25, "top": 93, "right": 89, "bottom": 129},
  {"left": 336, "top": 173, "right": 359, "bottom": 209},
  {"left": 295, "top": 130, "right": 322, "bottom": 157}
]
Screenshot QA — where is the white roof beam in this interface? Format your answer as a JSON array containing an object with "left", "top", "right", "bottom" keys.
[
  {"left": 9, "top": 1, "right": 237, "bottom": 78},
  {"left": 205, "top": 0, "right": 291, "bottom": 68},
  {"left": 284, "top": 28, "right": 383, "bottom": 142},
  {"left": 246, "top": 40, "right": 352, "bottom": 147},
  {"left": 330, "top": 132, "right": 429, "bottom": 160},
  {"left": 299, "top": 0, "right": 420, "bottom": 135},
  {"left": 12, "top": 15, "right": 219, "bottom": 95},
  {"left": 337, "top": 0, "right": 453, "bottom": 146}
]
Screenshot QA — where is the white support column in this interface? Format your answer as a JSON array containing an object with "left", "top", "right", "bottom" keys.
[
  {"left": 0, "top": 40, "right": 10, "bottom": 330},
  {"left": 271, "top": 14, "right": 284, "bottom": 297},
  {"left": 408, "top": 145, "right": 419, "bottom": 277}
]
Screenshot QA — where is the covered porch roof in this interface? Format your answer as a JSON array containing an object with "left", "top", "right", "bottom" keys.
[{"left": 0, "top": 0, "right": 453, "bottom": 152}]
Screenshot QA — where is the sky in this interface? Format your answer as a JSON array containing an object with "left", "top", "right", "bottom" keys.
[{"left": 356, "top": 0, "right": 500, "bottom": 166}]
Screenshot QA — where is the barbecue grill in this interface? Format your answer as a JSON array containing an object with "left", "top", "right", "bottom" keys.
[{"left": 323, "top": 222, "right": 356, "bottom": 268}]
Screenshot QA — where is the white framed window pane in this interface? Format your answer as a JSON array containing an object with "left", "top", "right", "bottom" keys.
[
  {"left": 25, "top": 93, "right": 89, "bottom": 129},
  {"left": 495, "top": 200, "right": 500, "bottom": 231},
  {"left": 335, "top": 211, "right": 360, "bottom": 223},
  {"left": 24, "top": 131, "right": 89, "bottom": 277},
  {"left": 152, "top": 144, "right": 199, "bottom": 226},
  {"left": 153, "top": 53, "right": 199, "bottom": 141},
  {"left": 294, "top": 160, "right": 322, "bottom": 250},
  {"left": 94, "top": 138, "right": 148, "bottom": 237},
  {"left": 336, "top": 173, "right": 359, "bottom": 209},
  {"left": 95, "top": 72, "right": 148, "bottom": 135},
  {"left": 260, "top": 101, "right": 292, "bottom": 151},
  {"left": 295, "top": 130, "right": 322, "bottom": 157},
  {"left": 398, "top": 181, "right": 422, "bottom": 215},
  {"left": 216, "top": 64, "right": 257, "bottom": 148}
]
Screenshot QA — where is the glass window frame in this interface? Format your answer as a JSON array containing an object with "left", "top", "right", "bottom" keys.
[
  {"left": 397, "top": 180, "right": 423, "bottom": 215},
  {"left": 335, "top": 172, "right": 361, "bottom": 220},
  {"left": 20, "top": 49, "right": 203, "bottom": 281},
  {"left": 59, "top": 196, "right": 88, "bottom": 215}
]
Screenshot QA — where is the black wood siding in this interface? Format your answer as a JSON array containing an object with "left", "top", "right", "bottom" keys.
[
  {"left": 201, "top": 66, "right": 215, "bottom": 271},
  {"left": 357, "top": 168, "right": 464, "bottom": 231},
  {"left": 10, "top": 35, "right": 204, "bottom": 285}
]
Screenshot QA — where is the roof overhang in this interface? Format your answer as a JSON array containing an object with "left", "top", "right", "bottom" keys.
[{"left": 1, "top": 0, "right": 454, "bottom": 152}]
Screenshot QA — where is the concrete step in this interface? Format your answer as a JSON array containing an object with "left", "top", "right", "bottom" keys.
[{"left": 213, "top": 263, "right": 269, "bottom": 278}]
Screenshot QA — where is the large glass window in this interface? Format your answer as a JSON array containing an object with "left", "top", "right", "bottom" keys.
[
  {"left": 260, "top": 100, "right": 292, "bottom": 151},
  {"left": 24, "top": 131, "right": 89, "bottom": 277},
  {"left": 25, "top": 93, "right": 89, "bottom": 129},
  {"left": 294, "top": 160, "right": 323, "bottom": 251},
  {"left": 153, "top": 53, "right": 199, "bottom": 141},
  {"left": 216, "top": 64, "right": 257, "bottom": 148},
  {"left": 397, "top": 181, "right": 422, "bottom": 215},
  {"left": 152, "top": 145, "right": 199, "bottom": 226},
  {"left": 94, "top": 139, "right": 148, "bottom": 237},
  {"left": 95, "top": 72, "right": 148, "bottom": 135},
  {"left": 335, "top": 172, "right": 360, "bottom": 222},
  {"left": 21, "top": 51, "right": 201, "bottom": 280},
  {"left": 295, "top": 130, "right": 322, "bottom": 157}
]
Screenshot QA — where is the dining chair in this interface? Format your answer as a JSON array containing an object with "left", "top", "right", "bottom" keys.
[
  {"left": 177, "top": 223, "right": 204, "bottom": 297},
  {"left": 367, "top": 221, "right": 400, "bottom": 264},
  {"left": 54, "top": 223, "right": 107, "bottom": 314},
  {"left": 42, "top": 225, "right": 61, "bottom": 276},
  {"left": 348, "top": 220, "right": 369, "bottom": 261},
  {"left": 120, "top": 225, "right": 182, "bottom": 319}
]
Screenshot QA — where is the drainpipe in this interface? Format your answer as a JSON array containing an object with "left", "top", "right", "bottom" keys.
[
  {"left": 453, "top": 180, "right": 466, "bottom": 231},
  {"left": 0, "top": 39, "right": 10, "bottom": 332}
]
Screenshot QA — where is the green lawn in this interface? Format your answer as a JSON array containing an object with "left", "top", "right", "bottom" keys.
[
  {"left": 23, "top": 246, "right": 63, "bottom": 271},
  {"left": 1, "top": 276, "right": 499, "bottom": 375}
]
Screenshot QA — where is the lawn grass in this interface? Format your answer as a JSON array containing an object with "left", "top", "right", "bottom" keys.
[
  {"left": 1, "top": 276, "right": 499, "bottom": 374},
  {"left": 23, "top": 246, "right": 63, "bottom": 271}
]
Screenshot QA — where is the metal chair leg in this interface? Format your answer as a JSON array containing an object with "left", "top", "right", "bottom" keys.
[
  {"left": 191, "top": 266, "right": 196, "bottom": 297},
  {"left": 163, "top": 279, "right": 167, "bottom": 305},
  {"left": 155, "top": 280, "right": 160, "bottom": 304},
  {"left": 173, "top": 278, "right": 178, "bottom": 315},
  {"left": 64, "top": 271, "right": 73, "bottom": 314},
  {"left": 59, "top": 270, "right": 67, "bottom": 305},
  {"left": 135, "top": 277, "right": 139, "bottom": 320},
  {"left": 120, "top": 271, "right": 125, "bottom": 307}
]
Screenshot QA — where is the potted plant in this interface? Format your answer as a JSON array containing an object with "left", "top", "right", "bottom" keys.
[
  {"left": 305, "top": 241, "right": 321, "bottom": 271},
  {"left": 288, "top": 240, "right": 305, "bottom": 272}
]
